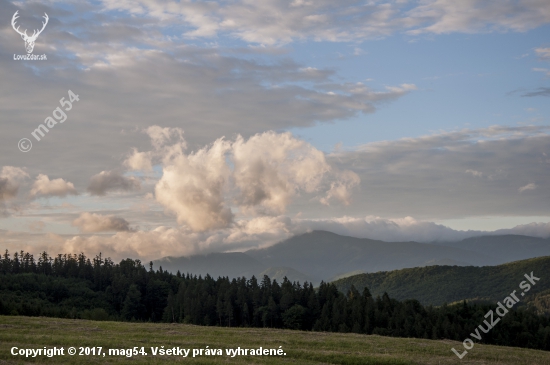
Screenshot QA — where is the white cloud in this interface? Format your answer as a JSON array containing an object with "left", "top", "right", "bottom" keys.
[
  {"left": 465, "top": 169, "right": 483, "bottom": 177},
  {"left": 536, "top": 47, "right": 550, "bottom": 60},
  {"left": 519, "top": 183, "right": 537, "bottom": 192},
  {"left": 232, "top": 131, "right": 332, "bottom": 214},
  {"left": 125, "top": 126, "right": 188, "bottom": 172},
  {"left": 0, "top": 166, "right": 28, "bottom": 201},
  {"left": 30, "top": 174, "right": 78, "bottom": 198},
  {"left": 533, "top": 67, "right": 550, "bottom": 76},
  {"left": 146, "top": 126, "right": 186, "bottom": 151},
  {"left": 99, "top": 0, "right": 550, "bottom": 45},
  {"left": 62, "top": 227, "right": 226, "bottom": 260},
  {"left": 407, "top": 0, "right": 550, "bottom": 35},
  {"left": 125, "top": 149, "right": 153, "bottom": 172},
  {"left": 151, "top": 130, "right": 360, "bottom": 231},
  {"left": 155, "top": 137, "right": 234, "bottom": 232},
  {"left": 353, "top": 47, "right": 366, "bottom": 56},
  {"left": 125, "top": 126, "right": 189, "bottom": 172},
  {"left": 320, "top": 170, "right": 361, "bottom": 206},
  {"left": 496, "top": 221, "right": 550, "bottom": 238},
  {"left": 87, "top": 170, "right": 141, "bottom": 196},
  {"left": 532, "top": 47, "right": 550, "bottom": 76},
  {"left": 72, "top": 212, "right": 132, "bottom": 233},
  {"left": 100, "top": 0, "right": 402, "bottom": 45},
  {"left": 0, "top": 230, "right": 67, "bottom": 257}
]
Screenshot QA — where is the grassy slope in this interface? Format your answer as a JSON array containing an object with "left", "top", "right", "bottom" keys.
[
  {"left": 332, "top": 256, "right": 550, "bottom": 305},
  {"left": 0, "top": 316, "right": 549, "bottom": 365}
]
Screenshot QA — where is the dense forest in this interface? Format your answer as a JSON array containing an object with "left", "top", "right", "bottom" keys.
[{"left": 1, "top": 250, "right": 549, "bottom": 352}]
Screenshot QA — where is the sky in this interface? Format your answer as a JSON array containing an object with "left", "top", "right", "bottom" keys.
[{"left": 0, "top": 0, "right": 549, "bottom": 260}]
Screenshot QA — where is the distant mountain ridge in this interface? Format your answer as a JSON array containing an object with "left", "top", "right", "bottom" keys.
[
  {"left": 154, "top": 231, "right": 550, "bottom": 285},
  {"left": 245, "top": 231, "right": 493, "bottom": 281},
  {"left": 435, "top": 234, "right": 550, "bottom": 263}
]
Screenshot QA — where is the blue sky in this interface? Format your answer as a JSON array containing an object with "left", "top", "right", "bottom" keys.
[
  {"left": 288, "top": 27, "right": 550, "bottom": 150},
  {"left": 0, "top": 0, "right": 549, "bottom": 259}
]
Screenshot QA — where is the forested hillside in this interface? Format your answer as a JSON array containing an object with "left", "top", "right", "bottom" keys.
[
  {"left": 526, "top": 289, "right": 550, "bottom": 316},
  {"left": 1, "top": 250, "right": 549, "bottom": 352},
  {"left": 332, "top": 256, "right": 550, "bottom": 306}
]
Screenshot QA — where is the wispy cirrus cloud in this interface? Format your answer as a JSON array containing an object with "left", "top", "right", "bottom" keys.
[
  {"left": 519, "top": 183, "right": 537, "bottom": 192},
  {"left": 529, "top": 47, "right": 550, "bottom": 80},
  {"left": 406, "top": 0, "right": 550, "bottom": 35},
  {"left": 522, "top": 87, "right": 550, "bottom": 97}
]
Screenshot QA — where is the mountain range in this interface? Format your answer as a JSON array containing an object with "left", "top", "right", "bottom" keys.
[{"left": 154, "top": 230, "right": 550, "bottom": 285}]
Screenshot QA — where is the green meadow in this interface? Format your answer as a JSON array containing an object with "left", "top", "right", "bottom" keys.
[{"left": 0, "top": 315, "right": 549, "bottom": 364}]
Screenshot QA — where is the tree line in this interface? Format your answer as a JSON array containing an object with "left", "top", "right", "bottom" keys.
[{"left": 1, "top": 250, "right": 549, "bottom": 351}]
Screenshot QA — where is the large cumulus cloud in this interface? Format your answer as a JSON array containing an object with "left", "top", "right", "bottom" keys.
[
  {"left": 149, "top": 129, "right": 360, "bottom": 231},
  {"left": 155, "top": 137, "right": 233, "bottom": 232},
  {"left": 232, "top": 132, "right": 331, "bottom": 215}
]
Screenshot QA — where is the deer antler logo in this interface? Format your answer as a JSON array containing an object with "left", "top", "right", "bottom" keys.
[{"left": 11, "top": 11, "right": 49, "bottom": 54}]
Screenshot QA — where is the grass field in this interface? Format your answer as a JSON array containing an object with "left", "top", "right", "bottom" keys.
[{"left": 0, "top": 316, "right": 549, "bottom": 364}]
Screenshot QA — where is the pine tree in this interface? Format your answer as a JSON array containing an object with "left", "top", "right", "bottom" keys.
[{"left": 122, "top": 284, "right": 145, "bottom": 321}]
